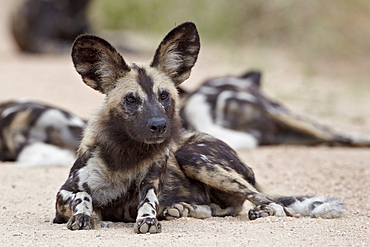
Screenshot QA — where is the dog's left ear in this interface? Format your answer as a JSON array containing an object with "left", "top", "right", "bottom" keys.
[
  {"left": 71, "top": 34, "right": 131, "bottom": 94},
  {"left": 151, "top": 22, "right": 200, "bottom": 86}
]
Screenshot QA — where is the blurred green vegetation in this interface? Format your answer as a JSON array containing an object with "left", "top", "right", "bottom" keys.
[{"left": 90, "top": 0, "right": 370, "bottom": 61}]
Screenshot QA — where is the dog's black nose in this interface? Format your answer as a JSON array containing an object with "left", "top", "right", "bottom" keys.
[{"left": 148, "top": 118, "right": 167, "bottom": 135}]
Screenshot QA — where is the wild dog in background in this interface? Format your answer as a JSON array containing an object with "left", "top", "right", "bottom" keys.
[
  {"left": 2, "top": 71, "right": 368, "bottom": 165},
  {"left": 0, "top": 100, "right": 85, "bottom": 166},
  {"left": 180, "top": 71, "right": 370, "bottom": 150},
  {"left": 53, "top": 22, "right": 345, "bottom": 234},
  {"left": 11, "top": 0, "right": 91, "bottom": 53},
  {"left": 3, "top": 70, "right": 369, "bottom": 165}
]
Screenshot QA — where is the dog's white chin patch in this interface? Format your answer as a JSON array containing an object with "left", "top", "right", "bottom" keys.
[{"left": 143, "top": 138, "right": 166, "bottom": 145}]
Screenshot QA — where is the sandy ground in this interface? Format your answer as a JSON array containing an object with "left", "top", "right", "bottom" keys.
[{"left": 1, "top": 1, "right": 370, "bottom": 246}]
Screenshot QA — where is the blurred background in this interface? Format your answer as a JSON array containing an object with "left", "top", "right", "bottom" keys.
[
  {"left": 1, "top": 0, "right": 370, "bottom": 131},
  {"left": 92, "top": 0, "right": 370, "bottom": 63}
]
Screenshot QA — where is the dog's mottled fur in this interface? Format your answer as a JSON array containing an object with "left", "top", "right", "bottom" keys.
[
  {"left": 180, "top": 71, "right": 370, "bottom": 150},
  {"left": 53, "top": 22, "right": 345, "bottom": 234},
  {"left": 0, "top": 100, "right": 85, "bottom": 166}
]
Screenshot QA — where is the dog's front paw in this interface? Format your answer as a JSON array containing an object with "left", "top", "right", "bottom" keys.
[
  {"left": 134, "top": 217, "right": 161, "bottom": 234},
  {"left": 67, "top": 213, "right": 94, "bottom": 230}
]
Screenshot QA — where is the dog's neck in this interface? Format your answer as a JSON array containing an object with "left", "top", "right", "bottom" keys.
[{"left": 95, "top": 118, "right": 172, "bottom": 172}]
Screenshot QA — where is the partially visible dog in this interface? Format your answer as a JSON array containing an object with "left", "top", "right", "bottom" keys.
[
  {"left": 0, "top": 100, "right": 85, "bottom": 166},
  {"left": 180, "top": 71, "right": 370, "bottom": 150},
  {"left": 11, "top": 0, "right": 91, "bottom": 53},
  {"left": 52, "top": 22, "right": 345, "bottom": 234}
]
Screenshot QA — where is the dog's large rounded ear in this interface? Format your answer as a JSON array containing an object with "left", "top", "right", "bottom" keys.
[
  {"left": 151, "top": 22, "right": 200, "bottom": 86},
  {"left": 71, "top": 34, "right": 131, "bottom": 94}
]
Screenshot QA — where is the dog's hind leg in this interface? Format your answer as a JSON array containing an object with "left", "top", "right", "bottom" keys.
[
  {"left": 174, "top": 132, "right": 295, "bottom": 218},
  {"left": 175, "top": 132, "right": 345, "bottom": 220}
]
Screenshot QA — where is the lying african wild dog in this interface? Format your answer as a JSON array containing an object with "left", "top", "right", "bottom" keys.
[
  {"left": 0, "top": 100, "right": 85, "bottom": 166},
  {"left": 2, "top": 72, "right": 369, "bottom": 166},
  {"left": 53, "top": 22, "right": 346, "bottom": 234},
  {"left": 180, "top": 71, "right": 370, "bottom": 150},
  {"left": 2, "top": 73, "right": 369, "bottom": 166}
]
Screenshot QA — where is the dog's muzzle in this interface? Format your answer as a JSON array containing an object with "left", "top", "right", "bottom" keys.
[{"left": 144, "top": 118, "right": 168, "bottom": 144}]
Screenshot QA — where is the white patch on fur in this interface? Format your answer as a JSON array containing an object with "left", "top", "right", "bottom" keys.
[
  {"left": 287, "top": 197, "right": 346, "bottom": 218},
  {"left": 208, "top": 77, "right": 253, "bottom": 89},
  {"left": 200, "top": 154, "right": 212, "bottom": 163},
  {"left": 136, "top": 188, "right": 158, "bottom": 220},
  {"left": 215, "top": 90, "right": 256, "bottom": 126},
  {"left": 1, "top": 99, "right": 32, "bottom": 118},
  {"left": 1, "top": 105, "right": 23, "bottom": 118},
  {"left": 269, "top": 203, "right": 287, "bottom": 217},
  {"left": 58, "top": 189, "right": 74, "bottom": 201},
  {"left": 164, "top": 50, "right": 183, "bottom": 74},
  {"left": 343, "top": 133, "right": 370, "bottom": 146},
  {"left": 17, "top": 142, "right": 75, "bottom": 166},
  {"left": 183, "top": 94, "right": 257, "bottom": 150},
  {"left": 198, "top": 86, "right": 221, "bottom": 95},
  {"left": 73, "top": 192, "right": 93, "bottom": 216},
  {"left": 31, "top": 109, "right": 85, "bottom": 146},
  {"left": 76, "top": 155, "right": 137, "bottom": 207}
]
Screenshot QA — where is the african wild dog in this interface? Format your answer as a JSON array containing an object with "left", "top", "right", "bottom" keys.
[
  {"left": 180, "top": 71, "right": 370, "bottom": 150},
  {"left": 0, "top": 100, "right": 85, "bottom": 166},
  {"left": 2, "top": 72, "right": 369, "bottom": 166},
  {"left": 11, "top": 0, "right": 91, "bottom": 53},
  {"left": 53, "top": 22, "right": 346, "bottom": 234},
  {"left": 2, "top": 71, "right": 369, "bottom": 166}
]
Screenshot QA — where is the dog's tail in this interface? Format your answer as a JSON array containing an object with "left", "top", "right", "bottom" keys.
[
  {"left": 276, "top": 196, "right": 346, "bottom": 218},
  {"left": 255, "top": 184, "right": 346, "bottom": 219}
]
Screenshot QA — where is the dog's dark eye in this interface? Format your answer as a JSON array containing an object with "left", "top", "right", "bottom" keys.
[
  {"left": 160, "top": 91, "right": 169, "bottom": 101},
  {"left": 126, "top": 95, "right": 136, "bottom": 103}
]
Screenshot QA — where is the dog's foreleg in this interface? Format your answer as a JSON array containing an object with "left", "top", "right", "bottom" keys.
[
  {"left": 134, "top": 162, "right": 164, "bottom": 234},
  {"left": 67, "top": 191, "right": 94, "bottom": 230},
  {"left": 134, "top": 188, "right": 162, "bottom": 234},
  {"left": 54, "top": 189, "right": 94, "bottom": 230},
  {"left": 53, "top": 156, "right": 96, "bottom": 230}
]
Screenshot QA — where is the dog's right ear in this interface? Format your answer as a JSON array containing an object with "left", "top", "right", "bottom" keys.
[{"left": 71, "top": 34, "right": 131, "bottom": 94}]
